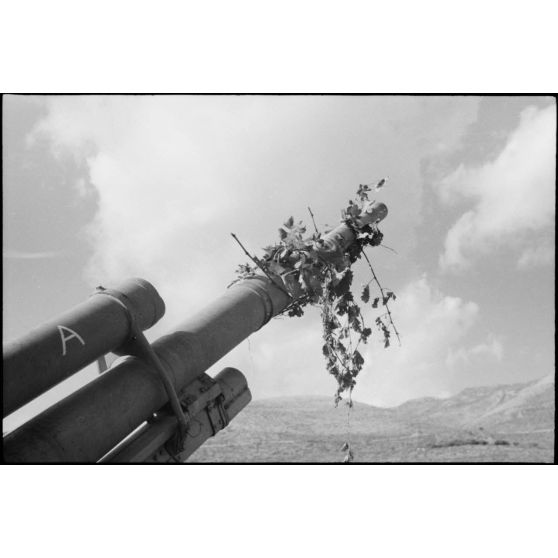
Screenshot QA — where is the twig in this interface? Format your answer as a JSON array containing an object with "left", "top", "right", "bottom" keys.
[
  {"left": 362, "top": 250, "right": 401, "bottom": 346},
  {"left": 230, "top": 233, "right": 293, "bottom": 299},
  {"left": 347, "top": 312, "right": 353, "bottom": 356},
  {"left": 307, "top": 206, "right": 320, "bottom": 235},
  {"left": 379, "top": 244, "right": 398, "bottom": 255},
  {"left": 331, "top": 345, "right": 351, "bottom": 375}
]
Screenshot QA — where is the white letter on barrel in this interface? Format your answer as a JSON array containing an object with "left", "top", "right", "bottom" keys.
[{"left": 57, "top": 325, "right": 86, "bottom": 356}]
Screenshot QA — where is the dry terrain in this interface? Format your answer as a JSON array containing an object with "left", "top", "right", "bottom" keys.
[{"left": 190, "top": 374, "right": 555, "bottom": 463}]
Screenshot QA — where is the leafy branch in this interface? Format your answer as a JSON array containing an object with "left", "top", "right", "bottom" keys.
[
  {"left": 230, "top": 232, "right": 293, "bottom": 300},
  {"left": 230, "top": 181, "right": 400, "bottom": 407},
  {"left": 361, "top": 251, "right": 401, "bottom": 347}
]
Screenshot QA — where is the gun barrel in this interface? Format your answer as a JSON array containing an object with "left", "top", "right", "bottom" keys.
[
  {"left": 3, "top": 275, "right": 288, "bottom": 462},
  {"left": 3, "top": 202, "right": 387, "bottom": 462},
  {"left": 2, "top": 278, "right": 165, "bottom": 417},
  {"left": 101, "top": 367, "right": 251, "bottom": 463}
]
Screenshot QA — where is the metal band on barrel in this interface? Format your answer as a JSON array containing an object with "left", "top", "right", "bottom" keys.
[
  {"left": 241, "top": 279, "right": 275, "bottom": 328},
  {"left": 91, "top": 286, "right": 136, "bottom": 340}
]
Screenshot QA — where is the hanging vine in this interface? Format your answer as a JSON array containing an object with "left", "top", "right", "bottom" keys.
[{"left": 230, "top": 181, "right": 400, "bottom": 460}]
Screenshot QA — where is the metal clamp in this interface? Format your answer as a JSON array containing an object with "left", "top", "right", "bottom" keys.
[
  {"left": 164, "top": 374, "right": 230, "bottom": 459},
  {"left": 205, "top": 393, "right": 229, "bottom": 436}
]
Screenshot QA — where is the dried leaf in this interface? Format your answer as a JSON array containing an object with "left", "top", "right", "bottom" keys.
[
  {"left": 375, "top": 177, "right": 387, "bottom": 190},
  {"left": 353, "top": 350, "right": 364, "bottom": 367}
]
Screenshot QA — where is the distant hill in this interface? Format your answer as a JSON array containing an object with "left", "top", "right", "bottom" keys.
[
  {"left": 473, "top": 374, "right": 554, "bottom": 432},
  {"left": 395, "top": 373, "right": 554, "bottom": 430},
  {"left": 190, "top": 374, "right": 555, "bottom": 463}
]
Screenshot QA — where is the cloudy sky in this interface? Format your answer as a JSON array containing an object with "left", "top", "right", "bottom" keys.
[{"left": 3, "top": 95, "right": 555, "bottom": 428}]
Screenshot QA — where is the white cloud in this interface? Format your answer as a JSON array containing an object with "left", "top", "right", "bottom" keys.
[
  {"left": 435, "top": 105, "right": 556, "bottom": 271},
  {"left": 30, "top": 96, "right": 269, "bottom": 332},
  {"left": 447, "top": 336, "right": 503, "bottom": 369},
  {"left": 471, "top": 337, "right": 503, "bottom": 361},
  {"left": 353, "top": 275, "right": 481, "bottom": 406},
  {"left": 517, "top": 244, "right": 554, "bottom": 269}
]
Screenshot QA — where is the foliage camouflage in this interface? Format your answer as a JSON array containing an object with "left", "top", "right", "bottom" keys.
[{"left": 231, "top": 182, "right": 399, "bottom": 411}]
